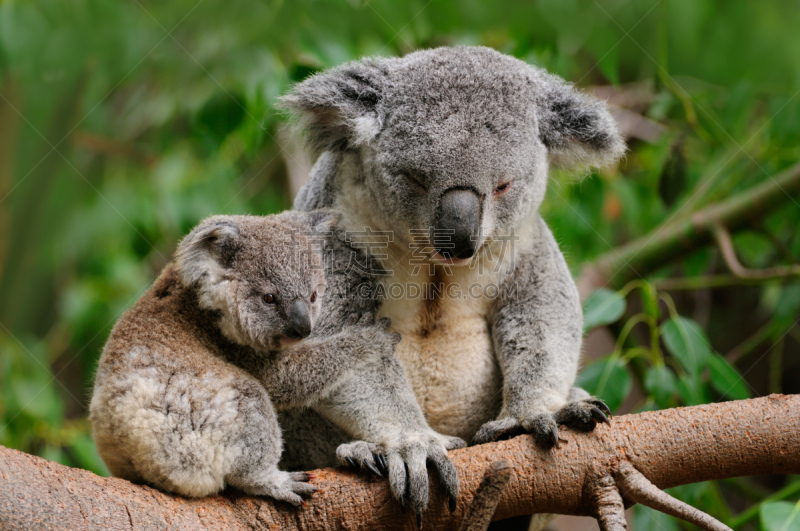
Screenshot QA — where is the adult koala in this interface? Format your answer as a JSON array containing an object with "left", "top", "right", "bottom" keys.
[{"left": 280, "top": 45, "right": 624, "bottom": 514}]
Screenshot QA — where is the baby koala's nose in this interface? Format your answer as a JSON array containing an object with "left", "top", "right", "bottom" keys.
[{"left": 286, "top": 299, "right": 312, "bottom": 339}]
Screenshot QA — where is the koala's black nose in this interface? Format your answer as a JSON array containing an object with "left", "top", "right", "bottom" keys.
[
  {"left": 435, "top": 188, "right": 482, "bottom": 260},
  {"left": 286, "top": 300, "right": 312, "bottom": 339}
]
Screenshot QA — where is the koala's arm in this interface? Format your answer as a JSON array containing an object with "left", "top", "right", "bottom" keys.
[
  {"left": 475, "top": 216, "right": 609, "bottom": 448},
  {"left": 313, "top": 354, "right": 429, "bottom": 443},
  {"left": 258, "top": 323, "right": 379, "bottom": 409}
]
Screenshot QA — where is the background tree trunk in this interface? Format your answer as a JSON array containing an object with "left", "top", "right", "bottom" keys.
[{"left": 1, "top": 395, "right": 798, "bottom": 531}]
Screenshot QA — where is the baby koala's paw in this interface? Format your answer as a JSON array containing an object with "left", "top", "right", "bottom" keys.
[
  {"left": 344, "top": 312, "right": 402, "bottom": 354},
  {"left": 246, "top": 470, "right": 318, "bottom": 506}
]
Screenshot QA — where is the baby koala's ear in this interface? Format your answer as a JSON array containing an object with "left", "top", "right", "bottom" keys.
[
  {"left": 279, "top": 59, "right": 389, "bottom": 155},
  {"left": 530, "top": 68, "right": 626, "bottom": 170},
  {"left": 308, "top": 208, "right": 341, "bottom": 234},
  {"left": 175, "top": 216, "right": 240, "bottom": 286}
]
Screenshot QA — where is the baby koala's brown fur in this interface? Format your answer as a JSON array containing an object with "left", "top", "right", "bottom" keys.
[{"left": 90, "top": 211, "right": 398, "bottom": 503}]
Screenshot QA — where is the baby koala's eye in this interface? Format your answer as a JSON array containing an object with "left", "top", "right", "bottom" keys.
[
  {"left": 263, "top": 293, "right": 276, "bottom": 305},
  {"left": 310, "top": 291, "right": 318, "bottom": 303},
  {"left": 494, "top": 181, "right": 511, "bottom": 195}
]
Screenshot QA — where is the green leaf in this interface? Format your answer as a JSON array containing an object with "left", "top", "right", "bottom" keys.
[
  {"left": 576, "top": 356, "right": 632, "bottom": 412},
  {"left": 583, "top": 288, "right": 627, "bottom": 332},
  {"left": 644, "top": 364, "right": 678, "bottom": 407},
  {"left": 761, "top": 501, "right": 800, "bottom": 531},
  {"left": 634, "top": 505, "right": 681, "bottom": 531},
  {"left": 69, "top": 433, "right": 110, "bottom": 477},
  {"left": 597, "top": 49, "right": 620, "bottom": 86},
  {"left": 661, "top": 317, "right": 712, "bottom": 375},
  {"left": 677, "top": 373, "right": 711, "bottom": 406},
  {"left": 39, "top": 445, "right": 69, "bottom": 467},
  {"left": 708, "top": 354, "right": 750, "bottom": 400}
]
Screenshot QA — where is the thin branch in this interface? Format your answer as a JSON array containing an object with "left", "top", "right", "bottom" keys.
[
  {"left": 457, "top": 461, "right": 515, "bottom": 531},
  {"left": 616, "top": 463, "right": 731, "bottom": 531},
  {"left": 712, "top": 223, "right": 800, "bottom": 280},
  {"left": 71, "top": 131, "right": 157, "bottom": 167},
  {"left": 651, "top": 274, "right": 793, "bottom": 292}
]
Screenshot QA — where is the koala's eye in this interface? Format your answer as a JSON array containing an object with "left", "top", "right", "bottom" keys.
[
  {"left": 263, "top": 293, "right": 276, "bottom": 305},
  {"left": 403, "top": 173, "right": 427, "bottom": 193},
  {"left": 494, "top": 181, "right": 511, "bottom": 195},
  {"left": 310, "top": 291, "right": 318, "bottom": 303}
]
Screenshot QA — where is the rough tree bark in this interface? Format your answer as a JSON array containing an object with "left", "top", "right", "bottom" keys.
[{"left": 1, "top": 395, "right": 798, "bottom": 531}]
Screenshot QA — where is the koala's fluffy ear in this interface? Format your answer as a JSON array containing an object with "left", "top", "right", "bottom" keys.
[
  {"left": 175, "top": 216, "right": 240, "bottom": 286},
  {"left": 532, "top": 69, "right": 626, "bottom": 170},
  {"left": 279, "top": 60, "right": 388, "bottom": 154}
]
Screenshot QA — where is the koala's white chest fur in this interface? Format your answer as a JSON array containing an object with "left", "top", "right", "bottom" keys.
[
  {"left": 378, "top": 265, "right": 502, "bottom": 440},
  {"left": 381, "top": 254, "right": 502, "bottom": 440}
]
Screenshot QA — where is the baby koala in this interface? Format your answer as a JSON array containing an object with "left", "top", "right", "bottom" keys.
[{"left": 89, "top": 210, "right": 398, "bottom": 504}]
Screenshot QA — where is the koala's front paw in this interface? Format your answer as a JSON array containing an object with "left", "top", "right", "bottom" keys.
[
  {"left": 473, "top": 398, "right": 611, "bottom": 450},
  {"left": 245, "top": 470, "right": 318, "bottom": 506},
  {"left": 472, "top": 417, "right": 526, "bottom": 445},
  {"left": 473, "top": 414, "right": 565, "bottom": 449},
  {"left": 344, "top": 312, "right": 402, "bottom": 354},
  {"left": 554, "top": 397, "right": 611, "bottom": 431},
  {"left": 337, "top": 433, "right": 465, "bottom": 521}
]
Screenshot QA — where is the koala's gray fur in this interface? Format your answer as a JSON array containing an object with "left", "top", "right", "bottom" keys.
[
  {"left": 89, "top": 211, "right": 402, "bottom": 504},
  {"left": 279, "top": 45, "right": 623, "bottom": 502}
]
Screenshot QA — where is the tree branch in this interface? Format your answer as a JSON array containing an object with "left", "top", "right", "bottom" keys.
[
  {"left": 712, "top": 223, "right": 800, "bottom": 281},
  {"left": 616, "top": 463, "right": 731, "bottom": 531},
  {"left": 589, "top": 474, "right": 628, "bottom": 531},
  {"left": 580, "top": 161, "right": 800, "bottom": 291},
  {"left": 1, "top": 395, "right": 798, "bottom": 530},
  {"left": 457, "top": 461, "right": 514, "bottom": 531}
]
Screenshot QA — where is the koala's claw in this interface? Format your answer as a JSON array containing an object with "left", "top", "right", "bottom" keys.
[
  {"left": 364, "top": 459, "right": 383, "bottom": 477},
  {"left": 554, "top": 397, "right": 614, "bottom": 433},
  {"left": 376, "top": 453, "right": 389, "bottom": 474},
  {"left": 590, "top": 406, "right": 610, "bottom": 424},
  {"left": 551, "top": 425, "right": 561, "bottom": 448},
  {"left": 589, "top": 398, "right": 612, "bottom": 417},
  {"left": 416, "top": 512, "right": 423, "bottom": 529},
  {"left": 338, "top": 441, "right": 384, "bottom": 477}
]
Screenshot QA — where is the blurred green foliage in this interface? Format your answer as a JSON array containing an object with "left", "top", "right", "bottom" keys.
[{"left": 1, "top": 0, "right": 799, "bottom": 527}]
